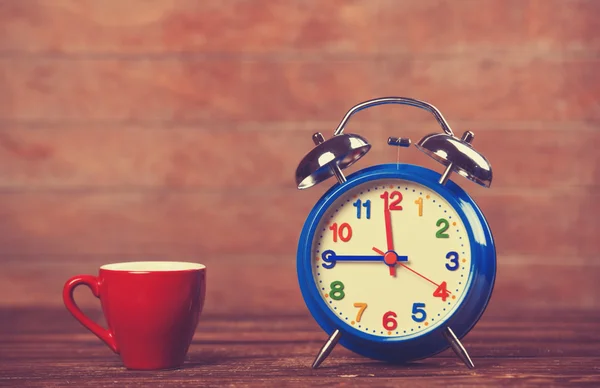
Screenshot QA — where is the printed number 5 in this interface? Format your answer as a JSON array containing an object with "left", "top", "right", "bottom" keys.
[{"left": 411, "top": 303, "right": 427, "bottom": 323}]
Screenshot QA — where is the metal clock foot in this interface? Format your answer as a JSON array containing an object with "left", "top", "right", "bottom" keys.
[
  {"left": 443, "top": 326, "right": 475, "bottom": 369},
  {"left": 311, "top": 329, "right": 342, "bottom": 369}
]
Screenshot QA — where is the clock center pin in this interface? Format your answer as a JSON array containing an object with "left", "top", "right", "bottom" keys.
[{"left": 384, "top": 251, "right": 399, "bottom": 266}]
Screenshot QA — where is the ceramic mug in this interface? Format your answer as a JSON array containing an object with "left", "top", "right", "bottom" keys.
[{"left": 63, "top": 261, "right": 206, "bottom": 370}]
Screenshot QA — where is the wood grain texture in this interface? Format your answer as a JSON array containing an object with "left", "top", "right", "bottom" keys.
[
  {"left": 0, "top": 0, "right": 381, "bottom": 55},
  {"left": 0, "top": 307, "right": 599, "bottom": 387},
  {"left": 0, "top": 59, "right": 379, "bottom": 122},
  {"left": 378, "top": 0, "right": 600, "bottom": 55},
  {"left": 376, "top": 58, "right": 600, "bottom": 122},
  {"left": 0, "top": 1, "right": 598, "bottom": 314},
  {"left": 0, "top": 127, "right": 597, "bottom": 190},
  {"left": 1, "top": 0, "right": 598, "bottom": 55},
  {"left": 1, "top": 58, "right": 598, "bottom": 122},
  {"left": 0, "top": 3, "right": 599, "bottom": 384}
]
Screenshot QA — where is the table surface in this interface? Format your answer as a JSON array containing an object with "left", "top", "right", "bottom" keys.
[{"left": 1, "top": 307, "right": 599, "bottom": 387}]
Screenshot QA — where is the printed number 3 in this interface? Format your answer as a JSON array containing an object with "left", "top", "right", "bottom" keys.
[{"left": 446, "top": 251, "right": 459, "bottom": 271}]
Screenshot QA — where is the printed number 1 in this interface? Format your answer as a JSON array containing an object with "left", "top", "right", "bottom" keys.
[
  {"left": 414, "top": 197, "right": 423, "bottom": 217},
  {"left": 352, "top": 199, "right": 371, "bottom": 219}
]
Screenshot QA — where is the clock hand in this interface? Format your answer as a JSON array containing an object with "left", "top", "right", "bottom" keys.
[
  {"left": 372, "top": 247, "right": 450, "bottom": 292},
  {"left": 372, "top": 247, "right": 385, "bottom": 255},
  {"left": 321, "top": 250, "right": 407, "bottom": 270},
  {"left": 383, "top": 199, "right": 395, "bottom": 252},
  {"left": 372, "top": 247, "right": 408, "bottom": 278},
  {"left": 397, "top": 264, "right": 450, "bottom": 292},
  {"left": 381, "top": 193, "right": 398, "bottom": 276}
]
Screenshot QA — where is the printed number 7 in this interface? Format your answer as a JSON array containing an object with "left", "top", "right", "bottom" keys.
[{"left": 353, "top": 302, "right": 367, "bottom": 323}]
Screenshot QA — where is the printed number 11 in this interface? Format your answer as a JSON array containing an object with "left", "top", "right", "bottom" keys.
[{"left": 353, "top": 199, "right": 371, "bottom": 219}]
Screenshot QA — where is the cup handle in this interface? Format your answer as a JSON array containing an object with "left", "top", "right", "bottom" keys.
[{"left": 62, "top": 275, "right": 119, "bottom": 354}]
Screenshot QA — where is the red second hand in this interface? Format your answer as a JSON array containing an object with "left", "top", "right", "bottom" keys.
[
  {"left": 373, "top": 247, "right": 385, "bottom": 255},
  {"left": 372, "top": 247, "right": 451, "bottom": 293}
]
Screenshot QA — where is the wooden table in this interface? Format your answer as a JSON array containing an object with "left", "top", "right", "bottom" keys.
[{"left": 1, "top": 305, "right": 599, "bottom": 387}]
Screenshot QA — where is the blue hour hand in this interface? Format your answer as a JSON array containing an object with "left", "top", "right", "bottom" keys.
[{"left": 321, "top": 249, "right": 406, "bottom": 269}]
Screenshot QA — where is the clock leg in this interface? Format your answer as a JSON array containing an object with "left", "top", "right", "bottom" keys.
[
  {"left": 443, "top": 326, "right": 475, "bottom": 369},
  {"left": 311, "top": 329, "right": 342, "bottom": 369}
]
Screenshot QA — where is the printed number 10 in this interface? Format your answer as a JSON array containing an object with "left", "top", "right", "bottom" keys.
[{"left": 352, "top": 199, "right": 371, "bottom": 219}]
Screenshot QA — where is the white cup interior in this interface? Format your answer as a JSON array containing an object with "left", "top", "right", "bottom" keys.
[{"left": 100, "top": 261, "right": 205, "bottom": 272}]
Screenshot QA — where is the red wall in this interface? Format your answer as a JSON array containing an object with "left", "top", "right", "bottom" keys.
[{"left": 0, "top": 1, "right": 598, "bottom": 313}]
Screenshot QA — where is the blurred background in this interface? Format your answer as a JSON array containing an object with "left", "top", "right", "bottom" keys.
[{"left": 0, "top": 0, "right": 598, "bottom": 317}]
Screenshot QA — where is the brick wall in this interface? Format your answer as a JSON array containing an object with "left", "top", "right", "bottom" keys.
[{"left": 0, "top": 0, "right": 598, "bottom": 314}]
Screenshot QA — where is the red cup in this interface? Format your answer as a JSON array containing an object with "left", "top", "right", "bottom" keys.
[{"left": 63, "top": 261, "right": 206, "bottom": 370}]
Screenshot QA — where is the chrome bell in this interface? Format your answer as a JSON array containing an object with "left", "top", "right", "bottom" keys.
[
  {"left": 295, "top": 132, "right": 371, "bottom": 189},
  {"left": 415, "top": 131, "right": 493, "bottom": 187},
  {"left": 295, "top": 97, "right": 492, "bottom": 190}
]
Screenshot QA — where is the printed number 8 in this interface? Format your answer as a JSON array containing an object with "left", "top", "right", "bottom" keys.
[{"left": 329, "top": 281, "right": 345, "bottom": 301}]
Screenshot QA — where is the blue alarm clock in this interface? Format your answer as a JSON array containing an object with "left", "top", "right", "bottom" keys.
[{"left": 294, "top": 97, "right": 496, "bottom": 369}]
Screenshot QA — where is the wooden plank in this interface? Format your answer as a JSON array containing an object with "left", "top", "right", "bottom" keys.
[
  {"left": 0, "top": 58, "right": 598, "bottom": 122},
  {"left": 0, "top": 127, "right": 309, "bottom": 191},
  {"left": 0, "top": 127, "right": 596, "bottom": 190},
  {"left": 0, "top": 58, "right": 378, "bottom": 122},
  {"left": 0, "top": 308, "right": 599, "bottom": 387},
  {"left": 0, "top": 255, "right": 598, "bottom": 310},
  {"left": 375, "top": 58, "right": 600, "bottom": 122},
  {"left": 0, "top": 0, "right": 381, "bottom": 55},
  {"left": 1, "top": 0, "right": 598, "bottom": 55},
  {"left": 379, "top": 0, "right": 600, "bottom": 55},
  {"left": 0, "top": 190, "right": 595, "bottom": 258}
]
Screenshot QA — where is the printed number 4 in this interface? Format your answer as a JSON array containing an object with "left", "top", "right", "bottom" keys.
[{"left": 433, "top": 281, "right": 451, "bottom": 302}]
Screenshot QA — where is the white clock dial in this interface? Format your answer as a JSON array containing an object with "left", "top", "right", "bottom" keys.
[{"left": 311, "top": 179, "right": 472, "bottom": 338}]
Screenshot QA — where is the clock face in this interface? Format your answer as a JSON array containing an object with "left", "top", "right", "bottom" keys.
[{"left": 311, "top": 178, "right": 472, "bottom": 338}]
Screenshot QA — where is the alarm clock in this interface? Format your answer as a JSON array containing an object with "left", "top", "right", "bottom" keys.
[{"left": 294, "top": 97, "right": 495, "bottom": 369}]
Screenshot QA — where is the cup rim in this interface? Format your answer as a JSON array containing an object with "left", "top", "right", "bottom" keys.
[{"left": 100, "top": 261, "right": 206, "bottom": 272}]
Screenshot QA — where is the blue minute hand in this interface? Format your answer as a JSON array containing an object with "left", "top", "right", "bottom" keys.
[{"left": 321, "top": 249, "right": 407, "bottom": 269}]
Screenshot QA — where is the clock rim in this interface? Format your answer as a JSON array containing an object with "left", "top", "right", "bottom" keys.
[{"left": 296, "top": 163, "right": 496, "bottom": 363}]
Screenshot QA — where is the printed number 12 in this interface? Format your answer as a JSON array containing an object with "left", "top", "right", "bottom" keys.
[{"left": 352, "top": 199, "right": 371, "bottom": 219}]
